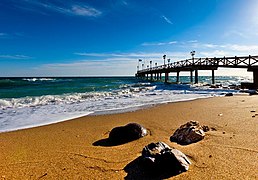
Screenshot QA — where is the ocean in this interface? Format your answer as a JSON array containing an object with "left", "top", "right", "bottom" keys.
[{"left": 0, "top": 76, "right": 251, "bottom": 132}]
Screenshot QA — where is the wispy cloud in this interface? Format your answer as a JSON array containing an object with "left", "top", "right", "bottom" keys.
[
  {"left": 13, "top": 0, "right": 102, "bottom": 17},
  {"left": 74, "top": 52, "right": 185, "bottom": 60},
  {"left": 187, "top": 40, "right": 198, "bottom": 43},
  {"left": 0, "top": 54, "right": 32, "bottom": 60},
  {"left": 0, "top": 33, "right": 10, "bottom": 39},
  {"left": 223, "top": 30, "right": 248, "bottom": 39},
  {"left": 141, "top": 41, "right": 177, "bottom": 46},
  {"left": 71, "top": 5, "right": 101, "bottom": 17},
  {"left": 161, "top": 15, "right": 173, "bottom": 25}
]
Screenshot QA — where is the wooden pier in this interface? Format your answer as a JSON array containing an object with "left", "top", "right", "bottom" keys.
[{"left": 135, "top": 55, "right": 258, "bottom": 88}]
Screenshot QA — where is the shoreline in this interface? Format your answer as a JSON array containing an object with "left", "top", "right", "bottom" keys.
[
  {"left": 0, "top": 95, "right": 257, "bottom": 179},
  {"left": 0, "top": 94, "right": 217, "bottom": 134}
]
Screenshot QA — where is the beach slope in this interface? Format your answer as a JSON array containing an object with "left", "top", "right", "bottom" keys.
[{"left": 0, "top": 96, "right": 257, "bottom": 179}]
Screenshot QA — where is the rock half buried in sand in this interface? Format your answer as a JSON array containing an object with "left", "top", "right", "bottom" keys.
[
  {"left": 170, "top": 121, "right": 206, "bottom": 145},
  {"left": 109, "top": 123, "right": 147, "bottom": 144},
  {"left": 141, "top": 142, "right": 191, "bottom": 174}
]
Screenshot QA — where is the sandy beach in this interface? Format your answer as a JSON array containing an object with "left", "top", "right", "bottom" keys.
[{"left": 0, "top": 95, "right": 257, "bottom": 179}]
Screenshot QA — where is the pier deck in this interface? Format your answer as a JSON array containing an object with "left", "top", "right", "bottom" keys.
[{"left": 135, "top": 55, "right": 258, "bottom": 88}]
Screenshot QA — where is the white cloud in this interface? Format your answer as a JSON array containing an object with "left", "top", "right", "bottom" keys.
[
  {"left": 0, "top": 54, "right": 32, "bottom": 59},
  {"left": 15, "top": 0, "right": 102, "bottom": 17},
  {"left": 34, "top": 42, "right": 258, "bottom": 76},
  {"left": 75, "top": 52, "right": 187, "bottom": 61},
  {"left": 223, "top": 30, "right": 248, "bottom": 39},
  {"left": 0, "top": 33, "right": 9, "bottom": 39},
  {"left": 187, "top": 40, "right": 198, "bottom": 43},
  {"left": 161, "top": 15, "right": 173, "bottom": 25},
  {"left": 141, "top": 41, "right": 177, "bottom": 46},
  {"left": 0, "top": 33, "right": 7, "bottom": 36},
  {"left": 70, "top": 5, "right": 102, "bottom": 17}
]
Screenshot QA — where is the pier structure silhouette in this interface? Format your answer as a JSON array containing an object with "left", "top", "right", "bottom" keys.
[{"left": 136, "top": 55, "right": 258, "bottom": 88}]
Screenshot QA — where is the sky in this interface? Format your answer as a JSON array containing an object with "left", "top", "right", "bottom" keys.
[{"left": 0, "top": 0, "right": 258, "bottom": 77}]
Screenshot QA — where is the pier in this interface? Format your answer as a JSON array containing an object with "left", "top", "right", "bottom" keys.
[{"left": 135, "top": 55, "right": 258, "bottom": 88}]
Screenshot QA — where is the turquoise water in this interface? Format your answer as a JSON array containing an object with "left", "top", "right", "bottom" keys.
[
  {"left": 0, "top": 77, "right": 140, "bottom": 98},
  {"left": 0, "top": 76, "right": 251, "bottom": 132},
  {"left": 0, "top": 76, "right": 248, "bottom": 98}
]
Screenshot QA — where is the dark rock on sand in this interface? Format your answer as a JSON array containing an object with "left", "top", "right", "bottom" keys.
[
  {"left": 225, "top": 93, "right": 233, "bottom": 96},
  {"left": 202, "top": 125, "right": 210, "bottom": 132},
  {"left": 170, "top": 121, "right": 206, "bottom": 145},
  {"left": 141, "top": 142, "right": 191, "bottom": 174},
  {"left": 108, "top": 123, "right": 147, "bottom": 144}
]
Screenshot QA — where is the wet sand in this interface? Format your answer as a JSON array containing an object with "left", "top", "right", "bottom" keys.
[{"left": 0, "top": 95, "right": 257, "bottom": 179}]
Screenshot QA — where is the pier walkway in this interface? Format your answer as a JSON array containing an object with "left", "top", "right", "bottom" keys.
[{"left": 135, "top": 55, "right": 258, "bottom": 88}]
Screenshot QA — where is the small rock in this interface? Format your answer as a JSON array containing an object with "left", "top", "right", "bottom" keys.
[
  {"left": 109, "top": 123, "right": 147, "bottom": 144},
  {"left": 209, "top": 155, "right": 212, "bottom": 158},
  {"left": 141, "top": 142, "right": 191, "bottom": 174},
  {"left": 252, "top": 115, "right": 255, "bottom": 118},
  {"left": 170, "top": 121, "right": 206, "bottom": 145},
  {"left": 218, "top": 113, "right": 223, "bottom": 116},
  {"left": 210, "top": 127, "right": 217, "bottom": 131},
  {"left": 223, "top": 131, "right": 226, "bottom": 134},
  {"left": 250, "top": 110, "right": 256, "bottom": 113},
  {"left": 225, "top": 93, "right": 233, "bottom": 96},
  {"left": 202, "top": 125, "right": 210, "bottom": 132},
  {"left": 249, "top": 90, "right": 258, "bottom": 95}
]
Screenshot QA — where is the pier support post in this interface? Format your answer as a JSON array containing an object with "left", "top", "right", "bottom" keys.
[
  {"left": 146, "top": 74, "right": 149, "bottom": 80},
  {"left": 195, "top": 70, "right": 198, "bottom": 84},
  {"left": 212, "top": 69, "right": 215, "bottom": 84},
  {"left": 253, "top": 70, "right": 258, "bottom": 88},
  {"left": 190, "top": 71, "right": 193, "bottom": 83},
  {"left": 151, "top": 73, "right": 153, "bottom": 81},
  {"left": 165, "top": 72, "right": 169, "bottom": 83},
  {"left": 176, "top": 71, "right": 180, "bottom": 83}
]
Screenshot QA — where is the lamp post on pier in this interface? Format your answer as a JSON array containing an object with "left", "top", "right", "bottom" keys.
[
  {"left": 167, "top": 58, "right": 171, "bottom": 63},
  {"left": 163, "top": 54, "right": 166, "bottom": 66},
  {"left": 138, "top": 59, "right": 142, "bottom": 70},
  {"left": 190, "top": 51, "right": 197, "bottom": 83},
  {"left": 190, "top": 51, "right": 195, "bottom": 61}
]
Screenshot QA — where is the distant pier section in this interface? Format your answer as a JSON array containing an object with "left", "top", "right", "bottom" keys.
[{"left": 135, "top": 55, "right": 258, "bottom": 88}]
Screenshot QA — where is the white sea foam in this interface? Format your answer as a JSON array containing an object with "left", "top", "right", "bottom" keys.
[
  {"left": 22, "top": 78, "right": 56, "bottom": 82},
  {"left": 0, "top": 83, "right": 238, "bottom": 133}
]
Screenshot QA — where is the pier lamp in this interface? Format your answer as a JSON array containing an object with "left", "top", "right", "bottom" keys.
[
  {"left": 138, "top": 59, "right": 142, "bottom": 69},
  {"left": 137, "top": 65, "right": 139, "bottom": 71},
  {"left": 163, "top": 54, "right": 166, "bottom": 65},
  {"left": 190, "top": 51, "right": 196, "bottom": 59},
  {"left": 155, "top": 62, "right": 158, "bottom": 67},
  {"left": 150, "top": 61, "right": 152, "bottom": 68},
  {"left": 167, "top": 58, "right": 171, "bottom": 64},
  {"left": 142, "top": 63, "right": 144, "bottom": 70}
]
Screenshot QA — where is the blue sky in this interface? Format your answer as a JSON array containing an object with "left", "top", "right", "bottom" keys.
[{"left": 0, "top": 0, "right": 258, "bottom": 77}]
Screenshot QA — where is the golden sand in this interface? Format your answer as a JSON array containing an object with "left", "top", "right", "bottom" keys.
[{"left": 0, "top": 96, "right": 257, "bottom": 179}]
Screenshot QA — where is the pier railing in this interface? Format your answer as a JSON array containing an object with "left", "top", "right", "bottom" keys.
[
  {"left": 138, "top": 55, "right": 258, "bottom": 73},
  {"left": 136, "top": 55, "right": 258, "bottom": 88}
]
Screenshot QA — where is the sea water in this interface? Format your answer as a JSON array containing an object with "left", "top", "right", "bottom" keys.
[{"left": 0, "top": 76, "right": 251, "bottom": 132}]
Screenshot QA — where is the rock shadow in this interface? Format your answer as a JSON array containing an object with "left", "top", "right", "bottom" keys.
[
  {"left": 92, "top": 137, "right": 137, "bottom": 147},
  {"left": 124, "top": 157, "right": 181, "bottom": 180}
]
